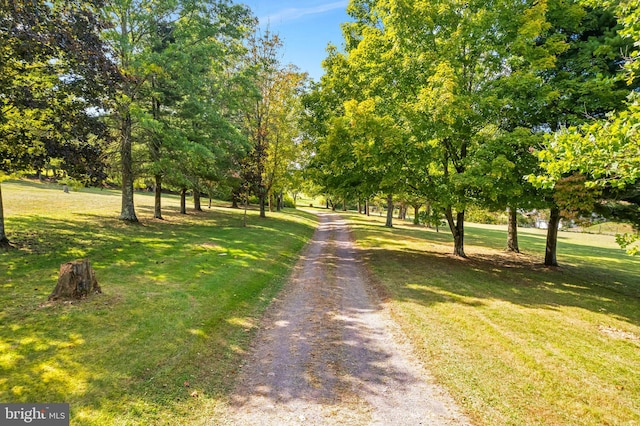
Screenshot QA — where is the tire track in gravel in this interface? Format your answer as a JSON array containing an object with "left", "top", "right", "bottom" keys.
[{"left": 221, "top": 212, "right": 469, "bottom": 425}]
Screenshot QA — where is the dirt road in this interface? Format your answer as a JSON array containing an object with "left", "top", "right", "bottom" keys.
[{"left": 221, "top": 213, "right": 469, "bottom": 425}]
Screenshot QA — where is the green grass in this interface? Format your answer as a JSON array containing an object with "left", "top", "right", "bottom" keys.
[
  {"left": 344, "top": 213, "right": 640, "bottom": 425},
  {"left": 580, "top": 221, "right": 635, "bottom": 235},
  {"left": 0, "top": 180, "right": 317, "bottom": 425}
]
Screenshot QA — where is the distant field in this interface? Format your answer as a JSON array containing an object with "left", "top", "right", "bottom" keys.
[
  {"left": 579, "top": 221, "right": 635, "bottom": 235},
  {"left": 345, "top": 212, "right": 640, "bottom": 425},
  {"left": 0, "top": 180, "right": 317, "bottom": 425}
]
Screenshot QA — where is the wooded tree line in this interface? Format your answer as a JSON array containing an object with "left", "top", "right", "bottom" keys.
[
  {"left": 0, "top": 0, "right": 306, "bottom": 248},
  {"left": 302, "top": 0, "right": 640, "bottom": 265}
]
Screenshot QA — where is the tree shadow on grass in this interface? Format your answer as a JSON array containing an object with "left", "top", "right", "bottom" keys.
[
  {"left": 361, "top": 242, "right": 640, "bottom": 327},
  {"left": 0, "top": 207, "right": 317, "bottom": 423}
]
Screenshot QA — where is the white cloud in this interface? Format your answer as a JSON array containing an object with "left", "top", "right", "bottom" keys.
[{"left": 260, "top": 1, "right": 348, "bottom": 24}]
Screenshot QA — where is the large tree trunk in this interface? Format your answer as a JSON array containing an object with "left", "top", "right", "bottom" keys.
[
  {"left": 194, "top": 188, "right": 202, "bottom": 211},
  {"left": 445, "top": 206, "right": 466, "bottom": 257},
  {"left": 180, "top": 188, "right": 187, "bottom": 215},
  {"left": 154, "top": 174, "right": 163, "bottom": 220},
  {"left": 545, "top": 206, "right": 561, "bottom": 267},
  {"left": 413, "top": 205, "right": 420, "bottom": 225},
  {"left": 385, "top": 193, "right": 394, "bottom": 228},
  {"left": 277, "top": 189, "right": 284, "bottom": 212},
  {"left": 0, "top": 183, "right": 11, "bottom": 249},
  {"left": 259, "top": 192, "right": 267, "bottom": 218},
  {"left": 506, "top": 207, "right": 519, "bottom": 253},
  {"left": 119, "top": 111, "right": 138, "bottom": 222},
  {"left": 231, "top": 190, "right": 240, "bottom": 209},
  {"left": 365, "top": 198, "right": 370, "bottom": 216}
]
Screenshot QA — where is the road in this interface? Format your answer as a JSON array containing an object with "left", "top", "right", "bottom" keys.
[{"left": 221, "top": 212, "right": 469, "bottom": 425}]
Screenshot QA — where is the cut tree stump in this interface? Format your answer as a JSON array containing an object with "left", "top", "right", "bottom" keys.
[{"left": 49, "top": 259, "right": 101, "bottom": 301}]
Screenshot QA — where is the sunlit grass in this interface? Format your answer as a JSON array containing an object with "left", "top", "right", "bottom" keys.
[
  {"left": 344, "top": 211, "right": 640, "bottom": 425},
  {"left": 0, "top": 180, "right": 316, "bottom": 425}
]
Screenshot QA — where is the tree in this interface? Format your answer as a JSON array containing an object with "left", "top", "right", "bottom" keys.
[
  {"left": 139, "top": 3, "right": 253, "bottom": 219},
  {"left": 0, "top": 0, "right": 117, "bottom": 248},
  {"left": 343, "top": 0, "right": 557, "bottom": 257},
  {"left": 241, "top": 30, "right": 305, "bottom": 218},
  {"left": 532, "top": 1, "right": 638, "bottom": 263},
  {"left": 262, "top": 66, "right": 307, "bottom": 212},
  {"left": 102, "top": 0, "right": 253, "bottom": 222},
  {"left": 463, "top": 128, "right": 544, "bottom": 253}
]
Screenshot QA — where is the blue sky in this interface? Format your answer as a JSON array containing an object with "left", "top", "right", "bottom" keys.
[{"left": 239, "top": 1, "right": 350, "bottom": 81}]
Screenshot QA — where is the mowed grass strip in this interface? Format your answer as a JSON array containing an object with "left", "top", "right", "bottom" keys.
[
  {"left": 346, "top": 212, "right": 640, "bottom": 425},
  {"left": 0, "top": 180, "right": 317, "bottom": 425}
]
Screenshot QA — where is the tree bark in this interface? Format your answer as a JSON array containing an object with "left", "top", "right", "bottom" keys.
[
  {"left": 545, "top": 206, "right": 561, "bottom": 267},
  {"left": 506, "top": 207, "right": 519, "bottom": 253},
  {"left": 180, "top": 188, "right": 187, "bottom": 214},
  {"left": 119, "top": 111, "right": 138, "bottom": 222},
  {"left": 0, "top": 183, "right": 11, "bottom": 249},
  {"left": 414, "top": 205, "right": 420, "bottom": 225},
  {"left": 365, "top": 198, "right": 370, "bottom": 216},
  {"left": 194, "top": 188, "right": 202, "bottom": 211},
  {"left": 232, "top": 190, "right": 240, "bottom": 209},
  {"left": 49, "top": 259, "right": 101, "bottom": 301},
  {"left": 445, "top": 206, "right": 466, "bottom": 257},
  {"left": 243, "top": 196, "right": 248, "bottom": 227},
  {"left": 259, "top": 192, "right": 267, "bottom": 218},
  {"left": 385, "top": 193, "right": 394, "bottom": 228},
  {"left": 154, "top": 174, "right": 163, "bottom": 220}
]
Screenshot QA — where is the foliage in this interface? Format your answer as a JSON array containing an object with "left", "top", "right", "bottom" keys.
[
  {"left": 538, "top": 98, "right": 640, "bottom": 189},
  {"left": 617, "top": 232, "right": 640, "bottom": 255},
  {"left": 240, "top": 30, "right": 307, "bottom": 217},
  {"left": 0, "top": 0, "right": 118, "bottom": 246},
  {"left": 101, "top": 0, "right": 255, "bottom": 221},
  {"left": 0, "top": 0, "right": 116, "bottom": 177},
  {"left": 308, "top": 0, "right": 565, "bottom": 257},
  {"left": 535, "top": 1, "right": 640, "bottom": 254}
]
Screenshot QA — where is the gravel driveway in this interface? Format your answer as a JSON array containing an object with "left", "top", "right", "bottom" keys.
[{"left": 221, "top": 212, "right": 470, "bottom": 425}]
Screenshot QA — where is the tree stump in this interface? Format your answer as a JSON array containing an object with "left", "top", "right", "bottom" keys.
[{"left": 49, "top": 259, "right": 101, "bottom": 301}]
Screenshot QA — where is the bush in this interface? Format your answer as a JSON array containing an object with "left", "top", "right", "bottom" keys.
[
  {"left": 59, "top": 177, "right": 84, "bottom": 191},
  {"left": 466, "top": 207, "right": 507, "bottom": 225},
  {"left": 283, "top": 195, "right": 296, "bottom": 208}
]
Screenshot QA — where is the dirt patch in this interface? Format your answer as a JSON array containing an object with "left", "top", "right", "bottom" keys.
[
  {"left": 219, "top": 213, "right": 469, "bottom": 425},
  {"left": 598, "top": 325, "right": 640, "bottom": 343}
]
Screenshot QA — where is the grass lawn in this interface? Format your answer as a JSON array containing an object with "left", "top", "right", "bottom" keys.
[
  {"left": 0, "top": 180, "right": 317, "bottom": 425},
  {"left": 345, "top": 212, "right": 640, "bottom": 425}
]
